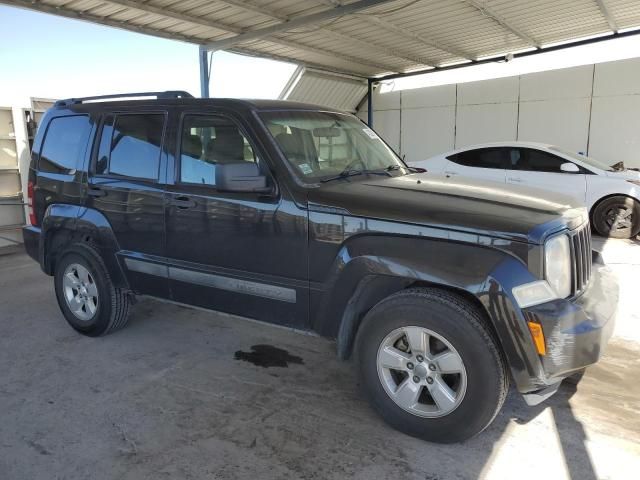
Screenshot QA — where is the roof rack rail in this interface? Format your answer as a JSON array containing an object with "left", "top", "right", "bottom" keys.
[{"left": 55, "top": 90, "right": 194, "bottom": 107}]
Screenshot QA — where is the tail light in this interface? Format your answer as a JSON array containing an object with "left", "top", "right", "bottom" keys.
[{"left": 27, "top": 181, "right": 37, "bottom": 226}]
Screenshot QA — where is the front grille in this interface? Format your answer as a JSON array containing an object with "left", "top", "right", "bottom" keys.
[{"left": 570, "top": 223, "right": 592, "bottom": 295}]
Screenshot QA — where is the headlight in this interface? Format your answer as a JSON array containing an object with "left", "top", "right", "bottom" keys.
[{"left": 545, "top": 234, "right": 572, "bottom": 298}]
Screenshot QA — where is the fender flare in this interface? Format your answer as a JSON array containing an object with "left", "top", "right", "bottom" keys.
[
  {"left": 41, "top": 204, "right": 129, "bottom": 289},
  {"left": 313, "top": 235, "right": 540, "bottom": 390}
]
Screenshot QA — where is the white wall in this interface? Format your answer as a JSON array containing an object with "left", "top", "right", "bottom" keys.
[
  {"left": 589, "top": 58, "right": 640, "bottom": 164},
  {"left": 360, "top": 57, "right": 640, "bottom": 167}
]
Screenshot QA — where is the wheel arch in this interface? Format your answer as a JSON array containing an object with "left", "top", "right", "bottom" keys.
[
  {"left": 41, "top": 204, "right": 128, "bottom": 289},
  {"left": 336, "top": 276, "right": 500, "bottom": 361},
  {"left": 589, "top": 192, "right": 639, "bottom": 220}
]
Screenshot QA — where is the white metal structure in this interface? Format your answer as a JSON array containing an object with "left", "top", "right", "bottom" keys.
[
  {"left": 412, "top": 141, "right": 640, "bottom": 238},
  {"left": 280, "top": 68, "right": 367, "bottom": 113},
  {"left": 0, "top": 107, "right": 28, "bottom": 248}
]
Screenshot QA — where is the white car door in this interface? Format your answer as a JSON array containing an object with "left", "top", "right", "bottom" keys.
[
  {"left": 505, "top": 147, "right": 586, "bottom": 203},
  {"left": 443, "top": 147, "right": 507, "bottom": 183}
]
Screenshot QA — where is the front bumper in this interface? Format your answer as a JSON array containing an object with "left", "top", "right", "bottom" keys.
[{"left": 520, "top": 254, "right": 617, "bottom": 402}]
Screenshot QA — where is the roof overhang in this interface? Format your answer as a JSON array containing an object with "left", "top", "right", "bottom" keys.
[{"left": 4, "top": 0, "right": 640, "bottom": 81}]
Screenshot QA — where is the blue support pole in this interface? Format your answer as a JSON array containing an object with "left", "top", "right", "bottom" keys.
[
  {"left": 367, "top": 78, "right": 373, "bottom": 127},
  {"left": 199, "top": 46, "right": 210, "bottom": 98}
]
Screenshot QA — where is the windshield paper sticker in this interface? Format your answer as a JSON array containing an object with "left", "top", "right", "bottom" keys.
[
  {"left": 362, "top": 128, "right": 379, "bottom": 140},
  {"left": 298, "top": 163, "right": 313, "bottom": 175}
]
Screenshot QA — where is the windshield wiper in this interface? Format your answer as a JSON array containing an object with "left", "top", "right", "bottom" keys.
[
  {"left": 386, "top": 164, "right": 425, "bottom": 173},
  {"left": 320, "top": 168, "right": 391, "bottom": 183}
]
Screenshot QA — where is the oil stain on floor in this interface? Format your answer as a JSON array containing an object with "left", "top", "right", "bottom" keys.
[{"left": 234, "top": 345, "right": 304, "bottom": 368}]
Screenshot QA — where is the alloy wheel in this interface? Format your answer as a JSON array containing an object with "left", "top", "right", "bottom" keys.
[
  {"left": 605, "top": 205, "right": 633, "bottom": 232},
  {"left": 62, "top": 263, "right": 99, "bottom": 321},
  {"left": 376, "top": 326, "right": 467, "bottom": 418}
]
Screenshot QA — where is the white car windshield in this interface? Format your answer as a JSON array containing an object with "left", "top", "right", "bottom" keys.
[
  {"left": 549, "top": 146, "right": 615, "bottom": 172},
  {"left": 260, "top": 110, "right": 407, "bottom": 182}
]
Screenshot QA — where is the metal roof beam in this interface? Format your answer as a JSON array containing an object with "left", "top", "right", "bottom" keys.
[
  {"left": 217, "top": 0, "right": 436, "bottom": 67},
  {"left": 463, "top": 0, "right": 541, "bottom": 48},
  {"left": 316, "top": 0, "right": 470, "bottom": 62},
  {"left": 229, "top": 47, "right": 370, "bottom": 78},
  {"left": 595, "top": 0, "right": 619, "bottom": 33},
  {"left": 215, "top": 0, "right": 290, "bottom": 21},
  {"left": 375, "top": 28, "right": 640, "bottom": 82},
  {"left": 359, "top": 15, "right": 476, "bottom": 61},
  {"left": 316, "top": 28, "right": 437, "bottom": 68},
  {"left": 252, "top": 36, "right": 397, "bottom": 73},
  {"left": 90, "top": 0, "right": 400, "bottom": 71},
  {"left": 202, "top": 0, "right": 393, "bottom": 51},
  {"left": 94, "top": 1, "right": 401, "bottom": 74},
  {"left": 102, "top": 0, "right": 241, "bottom": 34}
]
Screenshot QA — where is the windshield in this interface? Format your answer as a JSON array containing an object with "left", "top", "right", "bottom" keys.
[
  {"left": 259, "top": 110, "right": 407, "bottom": 182},
  {"left": 549, "top": 146, "right": 615, "bottom": 171}
]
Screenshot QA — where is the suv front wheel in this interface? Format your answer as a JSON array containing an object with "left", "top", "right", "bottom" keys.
[
  {"left": 355, "top": 288, "right": 508, "bottom": 443},
  {"left": 54, "top": 243, "right": 131, "bottom": 336}
]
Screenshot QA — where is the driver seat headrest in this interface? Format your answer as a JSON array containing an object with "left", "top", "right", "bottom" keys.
[{"left": 206, "top": 127, "right": 245, "bottom": 163}]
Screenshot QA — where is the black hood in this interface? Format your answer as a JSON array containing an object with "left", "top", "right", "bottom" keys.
[{"left": 307, "top": 173, "right": 587, "bottom": 244}]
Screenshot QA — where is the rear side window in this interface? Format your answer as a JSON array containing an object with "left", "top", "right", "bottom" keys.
[
  {"left": 95, "top": 114, "right": 165, "bottom": 180},
  {"left": 39, "top": 115, "right": 92, "bottom": 174},
  {"left": 448, "top": 148, "right": 506, "bottom": 169}
]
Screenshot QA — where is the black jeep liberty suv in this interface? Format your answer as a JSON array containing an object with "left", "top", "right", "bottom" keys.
[{"left": 23, "top": 91, "right": 618, "bottom": 443}]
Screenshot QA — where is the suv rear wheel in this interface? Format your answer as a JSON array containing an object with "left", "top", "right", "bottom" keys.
[
  {"left": 54, "top": 243, "right": 131, "bottom": 336},
  {"left": 355, "top": 288, "right": 508, "bottom": 443}
]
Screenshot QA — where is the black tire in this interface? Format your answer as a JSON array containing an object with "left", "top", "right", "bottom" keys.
[
  {"left": 564, "top": 368, "right": 586, "bottom": 385},
  {"left": 592, "top": 196, "right": 640, "bottom": 239},
  {"left": 54, "top": 243, "right": 131, "bottom": 336},
  {"left": 354, "top": 288, "right": 508, "bottom": 443}
]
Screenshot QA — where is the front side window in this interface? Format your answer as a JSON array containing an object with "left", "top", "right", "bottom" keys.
[
  {"left": 515, "top": 148, "right": 570, "bottom": 173},
  {"left": 179, "top": 115, "right": 256, "bottom": 186},
  {"left": 549, "top": 146, "right": 606, "bottom": 172},
  {"left": 39, "top": 115, "right": 92, "bottom": 174},
  {"left": 259, "top": 110, "right": 405, "bottom": 182},
  {"left": 449, "top": 148, "right": 506, "bottom": 169},
  {"left": 95, "top": 114, "right": 165, "bottom": 180}
]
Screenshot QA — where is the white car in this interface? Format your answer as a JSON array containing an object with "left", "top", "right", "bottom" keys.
[{"left": 412, "top": 141, "right": 640, "bottom": 239}]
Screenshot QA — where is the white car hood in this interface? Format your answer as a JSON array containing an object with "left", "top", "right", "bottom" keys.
[{"left": 604, "top": 169, "right": 640, "bottom": 180}]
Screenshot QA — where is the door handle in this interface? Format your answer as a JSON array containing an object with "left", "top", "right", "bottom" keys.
[
  {"left": 508, "top": 177, "right": 523, "bottom": 183},
  {"left": 169, "top": 196, "right": 197, "bottom": 209},
  {"left": 87, "top": 186, "right": 106, "bottom": 197},
  {"left": 444, "top": 170, "right": 458, "bottom": 176}
]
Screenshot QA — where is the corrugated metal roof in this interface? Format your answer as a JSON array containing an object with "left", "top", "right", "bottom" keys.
[
  {"left": 280, "top": 68, "right": 368, "bottom": 112},
  {"left": 3, "top": 0, "right": 640, "bottom": 79}
]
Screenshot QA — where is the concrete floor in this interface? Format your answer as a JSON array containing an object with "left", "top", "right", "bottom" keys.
[{"left": 1, "top": 240, "right": 639, "bottom": 480}]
